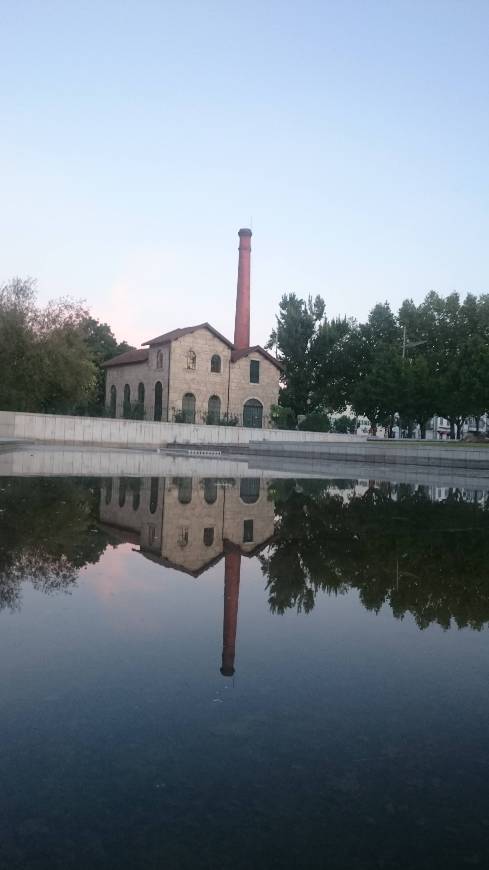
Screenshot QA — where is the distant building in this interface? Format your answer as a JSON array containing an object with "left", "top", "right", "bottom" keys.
[{"left": 102, "top": 229, "right": 281, "bottom": 428}]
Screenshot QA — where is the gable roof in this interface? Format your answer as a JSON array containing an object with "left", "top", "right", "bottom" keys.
[
  {"left": 143, "top": 322, "right": 234, "bottom": 349},
  {"left": 101, "top": 348, "right": 149, "bottom": 368},
  {"left": 139, "top": 534, "right": 275, "bottom": 578},
  {"left": 231, "top": 345, "right": 284, "bottom": 371}
]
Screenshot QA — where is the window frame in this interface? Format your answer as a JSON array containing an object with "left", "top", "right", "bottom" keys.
[
  {"left": 250, "top": 359, "right": 260, "bottom": 384},
  {"left": 210, "top": 354, "right": 221, "bottom": 373}
]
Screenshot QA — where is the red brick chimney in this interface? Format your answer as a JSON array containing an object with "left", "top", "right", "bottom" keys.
[
  {"left": 220, "top": 544, "right": 241, "bottom": 677},
  {"left": 233, "top": 228, "right": 252, "bottom": 349}
]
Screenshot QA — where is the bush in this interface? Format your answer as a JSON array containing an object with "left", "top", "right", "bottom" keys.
[
  {"left": 298, "top": 412, "right": 331, "bottom": 432},
  {"left": 332, "top": 415, "right": 356, "bottom": 434},
  {"left": 123, "top": 401, "right": 145, "bottom": 420},
  {"left": 270, "top": 404, "right": 297, "bottom": 430}
]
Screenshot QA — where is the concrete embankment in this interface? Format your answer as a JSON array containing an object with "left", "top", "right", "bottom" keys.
[
  {"left": 249, "top": 439, "right": 489, "bottom": 472},
  {"left": 0, "top": 410, "right": 363, "bottom": 451},
  {"left": 1, "top": 410, "right": 488, "bottom": 479}
]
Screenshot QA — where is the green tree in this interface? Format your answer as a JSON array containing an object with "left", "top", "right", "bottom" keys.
[
  {"left": 79, "top": 317, "right": 134, "bottom": 412},
  {"left": 267, "top": 293, "right": 325, "bottom": 415},
  {"left": 0, "top": 278, "right": 133, "bottom": 415}
]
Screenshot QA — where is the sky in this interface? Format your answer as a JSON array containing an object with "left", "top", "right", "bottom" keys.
[{"left": 1, "top": 0, "right": 488, "bottom": 348}]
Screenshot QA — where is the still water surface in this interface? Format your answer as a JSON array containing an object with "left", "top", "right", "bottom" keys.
[{"left": 1, "top": 474, "right": 489, "bottom": 869}]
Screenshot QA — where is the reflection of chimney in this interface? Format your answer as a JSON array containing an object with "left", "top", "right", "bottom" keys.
[
  {"left": 220, "top": 544, "right": 241, "bottom": 677},
  {"left": 233, "top": 228, "right": 252, "bottom": 350}
]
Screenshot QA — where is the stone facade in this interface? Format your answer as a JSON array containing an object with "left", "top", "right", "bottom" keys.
[
  {"left": 166, "top": 329, "right": 233, "bottom": 424},
  {"left": 104, "top": 361, "right": 150, "bottom": 419},
  {"left": 104, "top": 325, "right": 280, "bottom": 428},
  {"left": 228, "top": 351, "right": 280, "bottom": 428}
]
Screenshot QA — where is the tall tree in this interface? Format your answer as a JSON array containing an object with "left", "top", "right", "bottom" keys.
[{"left": 267, "top": 293, "right": 325, "bottom": 415}]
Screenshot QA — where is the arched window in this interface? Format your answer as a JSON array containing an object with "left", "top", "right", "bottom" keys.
[
  {"left": 243, "top": 399, "right": 263, "bottom": 429},
  {"left": 203, "top": 527, "right": 214, "bottom": 547},
  {"left": 186, "top": 350, "right": 196, "bottom": 370},
  {"left": 240, "top": 478, "right": 260, "bottom": 504},
  {"left": 250, "top": 360, "right": 260, "bottom": 383},
  {"left": 154, "top": 381, "right": 163, "bottom": 422},
  {"left": 207, "top": 395, "right": 221, "bottom": 425},
  {"left": 150, "top": 477, "right": 159, "bottom": 514},
  {"left": 105, "top": 478, "right": 113, "bottom": 504},
  {"left": 132, "top": 479, "right": 141, "bottom": 511},
  {"left": 178, "top": 478, "right": 192, "bottom": 504},
  {"left": 204, "top": 478, "right": 218, "bottom": 505},
  {"left": 118, "top": 477, "right": 127, "bottom": 507},
  {"left": 138, "top": 382, "right": 145, "bottom": 404},
  {"left": 123, "top": 384, "right": 131, "bottom": 418},
  {"left": 109, "top": 385, "right": 117, "bottom": 418},
  {"left": 182, "top": 393, "right": 196, "bottom": 423},
  {"left": 211, "top": 354, "right": 221, "bottom": 373},
  {"left": 156, "top": 350, "right": 163, "bottom": 369}
]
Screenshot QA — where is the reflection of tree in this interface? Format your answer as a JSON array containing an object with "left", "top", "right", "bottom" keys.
[
  {"left": 262, "top": 480, "right": 489, "bottom": 629},
  {"left": 0, "top": 478, "right": 110, "bottom": 611}
]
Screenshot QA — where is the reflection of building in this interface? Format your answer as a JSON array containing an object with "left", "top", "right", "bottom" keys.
[
  {"left": 102, "top": 229, "right": 281, "bottom": 427},
  {"left": 99, "top": 476, "right": 274, "bottom": 676}
]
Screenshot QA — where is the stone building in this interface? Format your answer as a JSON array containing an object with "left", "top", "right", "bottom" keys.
[
  {"left": 99, "top": 475, "right": 275, "bottom": 676},
  {"left": 102, "top": 229, "right": 281, "bottom": 428}
]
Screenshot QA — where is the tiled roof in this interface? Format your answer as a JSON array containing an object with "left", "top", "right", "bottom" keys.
[
  {"left": 101, "top": 348, "right": 149, "bottom": 368},
  {"left": 231, "top": 345, "right": 284, "bottom": 371},
  {"left": 143, "top": 322, "right": 234, "bottom": 349},
  {"left": 101, "top": 330, "right": 283, "bottom": 372}
]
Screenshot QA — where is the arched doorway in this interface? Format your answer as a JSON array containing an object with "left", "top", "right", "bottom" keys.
[
  {"left": 207, "top": 395, "right": 221, "bottom": 425},
  {"left": 182, "top": 393, "right": 196, "bottom": 424},
  {"left": 243, "top": 399, "right": 263, "bottom": 429},
  {"left": 154, "top": 382, "right": 163, "bottom": 421}
]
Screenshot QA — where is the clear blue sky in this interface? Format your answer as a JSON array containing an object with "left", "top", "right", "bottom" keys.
[{"left": 1, "top": 0, "right": 488, "bottom": 347}]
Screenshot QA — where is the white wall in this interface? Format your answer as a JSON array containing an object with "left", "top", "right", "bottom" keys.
[{"left": 0, "top": 409, "right": 365, "bottom": 449}]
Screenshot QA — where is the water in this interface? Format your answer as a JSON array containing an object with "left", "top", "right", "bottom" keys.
[{"left": 1, "top": 473, "right": 489, "bottom": 869}]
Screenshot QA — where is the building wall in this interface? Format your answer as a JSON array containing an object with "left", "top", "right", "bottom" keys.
[
  {"left": 104, "top": 362, "right": 150, "bottom": 418},
  {"left": 104, "top": 345, "right": 171, "bottom": 422},
  {"left": 228, "top": 353, "right": 280, "bottom": 427},
  {"left": 166, "top": 329, "right": 232, "bottom": 423}
]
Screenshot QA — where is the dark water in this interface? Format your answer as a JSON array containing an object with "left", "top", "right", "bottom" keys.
[{"left": 1, "top": 474, "right": 489, "bottom": 870}]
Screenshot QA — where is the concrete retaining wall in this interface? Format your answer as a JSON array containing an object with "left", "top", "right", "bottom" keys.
[
  {"left": 0, "top": 410, "right": 364, "bottom": 449},
  {"left": 251, "top": 439, "right": 489, "bottom": 470}
]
